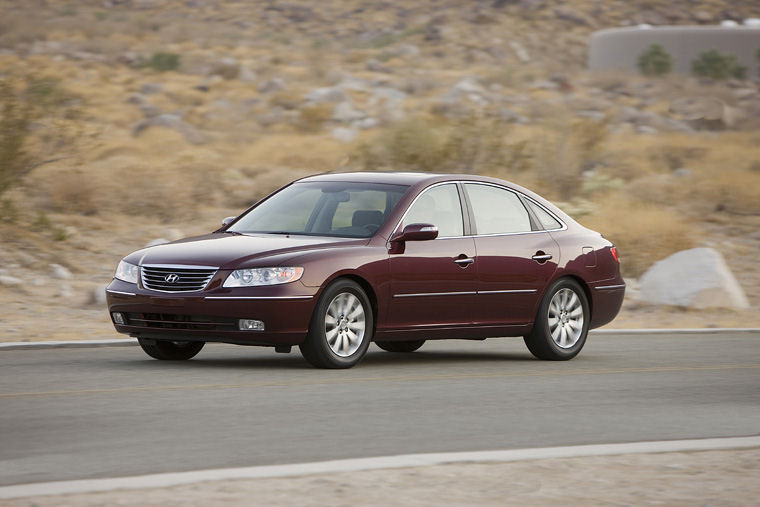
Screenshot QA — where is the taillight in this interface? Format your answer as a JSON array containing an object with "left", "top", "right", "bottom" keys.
[{"left": 610, "top": 247, "right": 620, "bottom": 263}]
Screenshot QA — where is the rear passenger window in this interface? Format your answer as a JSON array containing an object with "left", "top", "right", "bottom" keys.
[
  {"left": 464, "top": 184, "right": 531, "bottom": 235},
  {"left": 526, "top": 200, "right": 563, "bottom": 230}
]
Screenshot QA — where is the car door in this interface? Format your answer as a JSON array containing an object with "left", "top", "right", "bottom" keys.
[
  {"left": 387, "top": 183, "right": 478, "bottom": 330},
  {"left": 462, "top": 183, "right": 560, "bottom": 326}
]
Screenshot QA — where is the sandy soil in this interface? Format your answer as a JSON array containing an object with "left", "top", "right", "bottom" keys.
[{"left": 6, "top": 448, "right": 759, "bottom": 506}]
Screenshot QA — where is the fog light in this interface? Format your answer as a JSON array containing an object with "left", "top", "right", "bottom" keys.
[
  {"left": 239, "top": 319, "right": 265, "bottom": 331},
  {"left": 112, "top": 312, "right": 126, "bottom": 325}
]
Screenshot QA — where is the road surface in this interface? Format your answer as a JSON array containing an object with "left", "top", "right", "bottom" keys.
[{"left": 1, "top": 332, "right": 758, "bottom": 486}]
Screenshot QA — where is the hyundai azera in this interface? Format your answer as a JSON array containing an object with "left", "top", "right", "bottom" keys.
[{"left": 106, "top": 172, "right": 624, "bottom": 368}]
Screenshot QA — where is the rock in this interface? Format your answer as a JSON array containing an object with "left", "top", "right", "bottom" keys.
[
  {"left": 440, "top": 77, "right": 491, "bottom": 108},
  {"left": 59, "top": 283, "right": 74, "bottom": 299},
  {"left": 354, "top": 117, "right": 379, "bottom": 129},
  {"left": 126, "top": 93, "right": 146, "bottom": 105},
  {"left": 332, "top": 101, "right": 366, "bottom": 122},
  {"left": 133, "top": 114, "right": 207, "bottom": 145},
  {"left": 509, "top": 41, "right": 530, "bottom": 63},
  {"left": 369, "top": 87, "right": 407, "bottom": 122},
  {"left": 145, "top": 238, "right": 170, "bottom": 247},
  {"left": 50, "top": 263, "right": 73, "bottom": 280},
  {"left": 258, "top": 78, "right": 285, "bottom": 94},
  {"left": 0, "top": 275, "right": 23, "bottom": 287},
  {"left": 554, "top": 6, "right": 590, "bottom": 26},
  {"left": 394, "top": 44, "right": 420, "bottom": 57},
  {"left": 304, "top": 86, "right": 346, "bottom": 104},
  {"left": 636, "top": 125, "right": 658, "bottom": 135},
  {"left": 238, "top": 66, "right": 257, "bottom": 83},
  {"left": 140, "top": 83, "right": 163, "bottom": 95},
  {"left": 88, "top": 285, "right": 107, "bottom": 306},
  {"left": 138, "top": 103, "right": 161, "bottom": 118},
  {"left": 165, "top": 228, "right": 184, "bottom": 241},
  {"left": 673, "top": 168, "right": 693, "bottom": 178},
  {"left": 693, "top": 11, "right": 713, "bottom": 24},
  {"left": 331, "top": 127, "right": 358, "bottom": 143},
  {"left": 366, "top": 58, "right": 391, "bottom": 73},
  {"left": 639, "top": 248, "right": 750, "bottom": 310}
]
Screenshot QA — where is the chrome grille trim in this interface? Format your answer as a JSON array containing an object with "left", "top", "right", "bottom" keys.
[{"left": 140, "top": 265, "right": 218, "bottom": 293}]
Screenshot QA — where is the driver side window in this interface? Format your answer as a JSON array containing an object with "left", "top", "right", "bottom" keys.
[{"left": 401, "top": 184, "right": 464, "bottom": 237}]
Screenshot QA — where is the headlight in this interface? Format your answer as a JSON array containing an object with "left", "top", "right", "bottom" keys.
[
  {"left": 223, "top": 267, "right": 304, "bottom": 287},
  {"left": 114, "top": 260, "right": 139, "bottom": 284}
]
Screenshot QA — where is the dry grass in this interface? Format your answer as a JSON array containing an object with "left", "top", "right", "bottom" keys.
[{"left": 581, "top": 194, "right": 699, "bottom": 277}]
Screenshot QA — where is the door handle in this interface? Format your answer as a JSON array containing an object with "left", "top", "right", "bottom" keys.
[
  {"left": 454, "top": 257, "right": 475, "bottom": 267},
  {"left": 531, "top": 252, "right": 553, "bottom": 263}
]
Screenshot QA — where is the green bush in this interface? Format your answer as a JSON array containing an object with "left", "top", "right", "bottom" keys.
[
  {"left": 146, "top": 52, "right": 181, "bottom": 72},
  {"left": 691, "top": 49, "right": 746, "bottom": 80},
  {"left": 0, "top": 81, "right": 32, "bottom": 200},
  {"left": 637, "top": 44, "right": 673, "bottom": 76}
]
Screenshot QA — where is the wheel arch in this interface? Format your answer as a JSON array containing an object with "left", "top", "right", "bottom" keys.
[
  {"left": 318, "top": 273, "right": 379, "bottom": 337},
  {"left": 548, "top": 273, "right": 594, "bottom": 320}
]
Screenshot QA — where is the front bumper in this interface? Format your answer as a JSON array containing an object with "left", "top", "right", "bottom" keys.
[{"left": 106, "top": 279, "right": 317, "bottom": 346}]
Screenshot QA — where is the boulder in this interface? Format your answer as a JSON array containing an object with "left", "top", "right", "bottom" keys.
[
  {"left": 50, "top": 263, "right": 73, "bottom": 280},
  {"left": 145, "top": 238, "right": 170, "bottom": 248},
  {"left": 639, "top": 248, "right": 750, "bottom": 310},
  {"left": 331, "top": 127, "right": 358, "bottom": 143},
  {"left": 258, "top": 78, "right": 285, "bottom": 94}
]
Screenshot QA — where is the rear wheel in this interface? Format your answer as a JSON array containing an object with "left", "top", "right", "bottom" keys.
[
  {"left": 138, "top": 338, "right": 205, "bottom": 360},
  {"left": 300, "top": 279, "right": 373, "bottom": 369},
  {"left": 375, "top": 340, "right": 425, "bottom": 353},
  {"left": 524, "top": 278, "right": 589, "bottom": 360}
]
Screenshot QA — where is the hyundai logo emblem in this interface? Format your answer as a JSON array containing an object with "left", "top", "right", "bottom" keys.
[{"left": 164, "top": 273, "right": 180, "bottom": 284}]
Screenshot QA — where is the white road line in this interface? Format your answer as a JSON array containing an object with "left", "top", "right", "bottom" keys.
[
  {"left": 1, "top": 436, "right": 758, "bottom": 499},
  {"left": 0, "top": 339, "right": 137, "bottom": 350}
]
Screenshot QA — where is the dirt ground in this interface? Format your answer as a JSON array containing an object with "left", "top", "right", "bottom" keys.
[{"left": 6, "top": 448, "right": 759, "bottom": 506}]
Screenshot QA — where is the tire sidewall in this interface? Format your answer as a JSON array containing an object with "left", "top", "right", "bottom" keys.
[
  {"left": 311, "top": 280, "right": 373, "bottom": 367},
  {"left": 537, "top": 279, "right": 589, "bottom": 359}
]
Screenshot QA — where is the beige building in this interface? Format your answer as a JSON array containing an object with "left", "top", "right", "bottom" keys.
[{"left": 588, "top": 26, "right": 760, "bottom": 77}]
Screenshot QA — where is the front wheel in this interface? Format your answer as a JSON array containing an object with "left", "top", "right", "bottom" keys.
[
  {"left": 524, "top": 279, "right": 589, "bottom": 360},
  {"left": 375, "top": 340, "right": 425, "bottom": 353},
  {"left": 138, "top": 338, "right": 205, "bottom": 360},
  {"left": 299, "top": 279, "right": 373, "bottom": 369}
]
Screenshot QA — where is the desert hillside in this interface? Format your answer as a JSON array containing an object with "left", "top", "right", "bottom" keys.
[{"left": 1, "top": 0, "right": 759, "bottom": 341}]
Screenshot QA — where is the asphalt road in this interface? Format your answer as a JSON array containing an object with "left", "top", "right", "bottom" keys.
[{"left": 1, "top": 332, "right": 759, "bottom": 486}]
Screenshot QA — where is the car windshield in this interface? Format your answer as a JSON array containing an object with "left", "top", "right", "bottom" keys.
[{"left": 228, "top": 181, "right": 410, "bottom": 238}]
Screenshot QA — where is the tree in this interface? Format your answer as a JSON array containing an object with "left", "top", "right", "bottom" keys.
[
  {"left": 692, "top": 49, "right": 746, "bottom": 80},
  {"left": 637, "top": 44, "right": 673, "bottom": 76}
]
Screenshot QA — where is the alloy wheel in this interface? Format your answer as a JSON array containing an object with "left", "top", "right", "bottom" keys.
[
  {"left": 547, "top": 288, "right": 584, "bottom": 349},
  {"left": 325, "top": 292, "right": 366, "bottom": 357}
]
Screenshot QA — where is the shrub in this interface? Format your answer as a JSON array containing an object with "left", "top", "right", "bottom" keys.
[
  {"left": 146, "top": 52, "right": 181, "bottom": 72},
  {"left": 297, "top": 104, "right": 332, "bottom": 133},
  {"left": 0, "top": 81, "right": 32, "bottom": 201},
  {"left": 691, "top": 49, "right": 746, "bottom": 80},
  {"left": 637, "top": 44, "right": 673, "bottom": 76}
]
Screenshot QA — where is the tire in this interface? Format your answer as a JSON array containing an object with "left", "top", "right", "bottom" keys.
[
  {"left": 299, "top": 279, "right": 373, "bottom": 369},
  {"left": 524, "top": 278, "right": 589, "bottom": 361},
  {"left": 138, "top": 338, "right": 205, "bottom": 360},
  {"left": 375, "top": 340, "right": 425, "bottom": 353}
]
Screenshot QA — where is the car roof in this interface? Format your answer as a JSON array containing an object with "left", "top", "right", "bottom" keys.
[
  {"left": 298, "top": 171, "right": 516, "bottom": 186},
  {"left": 298, "top": 171, "right": 442, "bottom": 185}
]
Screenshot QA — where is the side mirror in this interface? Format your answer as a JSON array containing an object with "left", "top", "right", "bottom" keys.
[
  {"left": 222, "top": 216, "right": 236, "bottom": 227},
  {"left": 392, "top": 223, "right": 439, "bottom": 242}
]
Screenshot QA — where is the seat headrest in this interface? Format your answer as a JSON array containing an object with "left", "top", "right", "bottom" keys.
[{"left": 352, "top": 210, "right": 384, "bottom": 227}]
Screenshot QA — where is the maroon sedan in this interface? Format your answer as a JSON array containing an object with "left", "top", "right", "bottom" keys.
[{"left": 106, "top": 172, "right": 624, "bottom": 368}]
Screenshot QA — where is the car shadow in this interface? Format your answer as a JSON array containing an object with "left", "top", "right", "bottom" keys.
[{"left": 109, "top": 347, "right": 536, "bottom": 371}]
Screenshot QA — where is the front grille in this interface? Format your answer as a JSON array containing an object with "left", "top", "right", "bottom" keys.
[
  {"left": 125, "top": 313, "right": 238, "bottom": 331},
  {"left": 141, "top": 265, "right": 217, "bottom": 292}
]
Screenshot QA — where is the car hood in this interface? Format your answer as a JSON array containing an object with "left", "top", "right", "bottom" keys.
[{"left": 130, "top": 233, "right": 365, "bottom": 270}]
